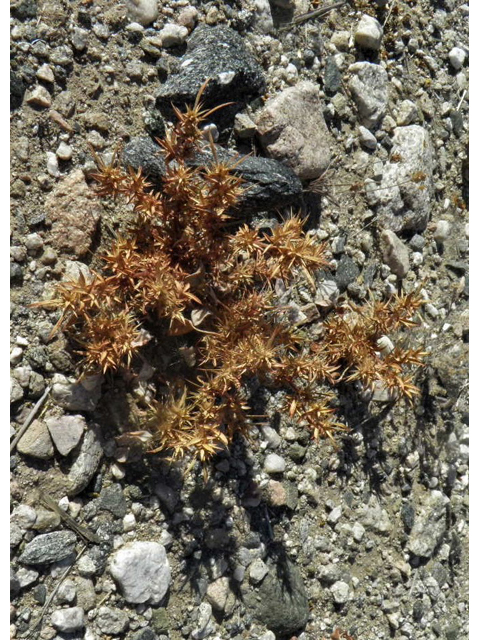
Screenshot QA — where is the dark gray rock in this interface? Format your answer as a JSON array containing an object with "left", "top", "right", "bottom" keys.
[
  {"left": 19, "top": 531, "right": 77, "bottom": 565},
  {"left": 11, "top": 567, "right": 21, "bottom": 597},
  {"left": 155, "top": 25, "right": 266, "bottom": 129},
  {"left": 324, "top": 56, "right": 342, "bottom": 94},
  {"left": 99, "top": 485, "right": 127, "bottom": 518},
  {"left": 123, "top": 136, "right": 303, "bottom": 212},
  {"left": 131, "top": 628, "right": 158, "bottom": 640},
  {"left": 244, "top": 556, "right": 309, "bottom": 636},
  {"left": 335, "top": 255, "right": 360, "bottom": 292}
]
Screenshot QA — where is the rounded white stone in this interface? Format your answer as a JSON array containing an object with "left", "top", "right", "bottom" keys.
[{"left": 109, "top": 541, "right": 171, "bottom": 604}]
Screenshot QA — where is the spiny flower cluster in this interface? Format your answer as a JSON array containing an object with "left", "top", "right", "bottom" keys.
[{"left": 36, "top": 84, "right": 426, "bottom": 463}]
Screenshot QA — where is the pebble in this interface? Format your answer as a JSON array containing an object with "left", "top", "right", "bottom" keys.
[
  {"left": 126, "top": 0, "right": 158, "bottom": 26},
  {"left": 25, "top": 233, "right": 44, "bottom": 254},
  {"left": 56, "top": 142, "right": 73, "bottom": 161},
  {"left": 206, "top": 577, "right": 235, "bottom": 614},
  {"left": 252, "top": 0, "right": 274, "bottom": 33},
  {"left": 159, "top": 23, "right": 188, "bottom": 48},
  {"left": 249, "top": 558, "right": 269, "bottom": 583},
  {"left": 264, "top": 453, "right": 286, "bottom": 474},
  {"left": 358, "top": 495, "right": 392, "bottom": 533},
  {"left": 19, "top": 531, "right": 77, "bottom": 565},
  {"left": 55, "top": 579, "right": 77, "bottom": 604},
  {"left": 234, "top": 112, "right": 257, "bottom": 139},
  {"left": 355, "top": 14, "right": 383, "bottom": 50},
  {"left": 17, "top": 419, "right": 55, "bottom": 460},
  {"left": 46, "top": 151, "right": 60, "bottom": 177},
  {"left": 16, "top": 567, "right": 39, "bottom": 588},
  {"left": 36, "top": 64, "right": 54, "bottom": 83},
  {"left": 10, "top": 378, "right": 24, "bottom": 403},
  {"left": 51, "top": 606, "right": 85, "bottom": 633},
  {"left": 109, "top": 542, "right": 171, "bottom": 604},
  {"left": 397, "top": 99, "right": 418, "bottom": 126},
  {"left": 11, "top": 504, "right": 37, "bottom": 529},
  {"left": 434, "top": 220, "right": 451, "bottom": 243},
  {"left": 10, "top": 347, "right": 23, "bottom": 366},
  {"left": 327, "top": 506, "right": 343, "bottom": 525},
  {"left": 331, "top": 580, "right": 350, "bottom": 604},
  {"left": 449, "top": 47, "right": 466, "bottom": 70},
  {"left": 26, "top": 85, "right": 52, "bottom": 108},
  {"left": 380, "top": 230, "right": 410, "bottom": 278},
  {"left": 372, "top": 125, "right": 434, "bottom": 233},
  {"left": 52, "top": 373, "right": 103, "bottom": 412},
  {"left": 358, "top": 125, "right": 377, "bottom": 150},
  {"left": 349, "top": 62, "right": 388, "bottom": 128},
  {"left": 45, "top": 415, "right": 86, "bottom": 456},
  {"left": 96, "top": 606, "right": 130, "bottom": 635}
]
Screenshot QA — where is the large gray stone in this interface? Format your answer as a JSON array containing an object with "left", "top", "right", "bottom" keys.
[{"left": 17, "top": 419, "right": 54, "bottom": 460}]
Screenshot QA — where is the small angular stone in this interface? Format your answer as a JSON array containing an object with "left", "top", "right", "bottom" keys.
[
  {"left": 46, "top": 415, "right": 86, "bottom": 456},
  {"left": 17, "top": 419, "right": 54, "bottom": 460}
]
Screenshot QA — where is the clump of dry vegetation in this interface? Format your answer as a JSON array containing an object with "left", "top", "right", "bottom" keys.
[{"left": 34, "top": 85, "right": 426, "bottom": 463}]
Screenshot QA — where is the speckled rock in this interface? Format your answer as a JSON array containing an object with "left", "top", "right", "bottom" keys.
[
  {"left": 155, "top": 24, "right": 266, "bottom": 128},
  {"left": 96, "top": 606, "right": 129, "bottom": 635},
  {"left": 407, "top": 491, "right": 450, "bottom": 558},
  {"left": 348, "top": 62, "right": 389, "bottom": 128},
  {"left": 44, "top": 170, "right": 103, "bottom": 257},
  {"left": 256, "top": 81, "right": 332, "bottom": 180},
  {"left": 19, "top": 531, "right": 77, "bottom": 565},
  {"left": 367, "top": 125, "right": 434, "bottom": 233}
]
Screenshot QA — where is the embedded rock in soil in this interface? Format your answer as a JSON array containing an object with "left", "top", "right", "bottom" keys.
[
  {"left": 244, "top": 556, "right": 309, "bottom": 636},
  {"left": 109, "top": 541, "right": 171, "bottom": 604},
  {"left": 155, "top": 24, "right": 266, "bottom": 128},
  {"left": 367, "top": 125, "right": 434, "bottom": 233},
  {"left": 407, "top": 490, "right": 450, "bottom": 559},
  {"left": 348, "top": 62, "right": 389, "bottom": 129},
  {"left": 123, "top": 136, "right": 303, "bottom": 212},
  {"left": 255, "top": 81, "right": 332, "bottom": 180},
  {"left": 44, "top": 169, "right": 104, "bottom": 257}
]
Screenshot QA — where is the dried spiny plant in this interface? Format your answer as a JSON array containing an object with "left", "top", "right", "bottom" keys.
[{"left": 33, "top": 84, "right": 426, "bottom": 463}]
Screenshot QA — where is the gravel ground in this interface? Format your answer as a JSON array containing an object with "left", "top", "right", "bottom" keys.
[{"left": 10, "top": 1, "right": 468, "bottom": 639}]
